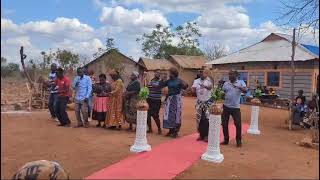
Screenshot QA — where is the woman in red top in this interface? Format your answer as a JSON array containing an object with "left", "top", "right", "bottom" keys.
[{"left": 55, "top": 68, "right": 71, "bottom": 127}]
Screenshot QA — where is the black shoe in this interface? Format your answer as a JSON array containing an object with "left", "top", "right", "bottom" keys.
[
  {"left": 220, "top": 141, "right": 229, "bottom": 145},
  {"left": 57, "top": 124, "right": 65, "bottom": 126},
  {"left": 108, "top": 126, "right": 116, "bottom": 130},
  {"left": 117, "top": 125, "right": 122, "bottom": 130},
  {"left": 96, "top": 124, "right": 101, "bottom": 127},
  {"left": 196, "top": 137, "right": 204, "bottom": 141},
  {"left": 73, "top": 125, "right": 83, "bottom": 128},
  {"left": 165, "top": 132, "right": 172, "bottom": 137},
  {"left": 237, "top": 142, "right": 242, "bottom": 148},
  {"left": 171, "top": 132, "right": 178, "bottom": 138},
  {"left": 64, "top": 123, "right": 71, "bottom": 127}
]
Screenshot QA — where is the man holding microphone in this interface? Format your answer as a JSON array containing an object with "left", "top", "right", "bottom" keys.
[
  {"left": 72, "top": 67, "right": 92, "bottom": 128},
  {"left": 221, "top": 69, "right": 248, "bottom": 147}
]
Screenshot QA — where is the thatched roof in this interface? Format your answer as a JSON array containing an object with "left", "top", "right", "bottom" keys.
[
  {"left": 169, "top": 55, "right": 207, "bottom": 69},
  {"left": 138, "top": 58, "right": 175, "bottom": 71}
]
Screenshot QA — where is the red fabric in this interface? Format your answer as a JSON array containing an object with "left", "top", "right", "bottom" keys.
[
  {"left": 93, "top": 97, "right": 109, "bottom": 112},
  {"left": 86, "top": 123, "right": 249, "bottom": 180},
  {"left": 56, "top": 76, "right": 71, "bottom": 97}
]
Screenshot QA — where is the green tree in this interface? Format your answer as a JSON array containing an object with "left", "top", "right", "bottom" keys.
[
  {"left": 137, "top": 22, "right": 203, "bottom": 59},
  {"left": 55, "top": 49, "right": 80, "bottom": 70},
  {"left": 137, "top": 24, "right": 174, "bottom": 59},
  {"left": 93, "top": 37, "right": 118, "bottom": 58},
  {"left": 40, "top": 50, "right": 55, "bottom": 70},
  {"left": 1, "top": 62, "right": 20, "bottom": 77}
]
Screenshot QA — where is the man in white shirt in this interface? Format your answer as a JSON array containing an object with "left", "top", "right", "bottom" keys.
[{"left": 192, "top": 69, "right": 213, "bottom": 142}]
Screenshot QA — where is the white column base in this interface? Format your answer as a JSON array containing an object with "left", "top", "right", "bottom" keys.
[
  {"left": 130, "top": 110, "right": 151, "bottom": 153},
  {"left": 130, "top": 144, "right": 151, "bottom": 153},
  {"left": 247, "top": 129, "right": 261, "bottom": 135},
  {"left": 201, "top": 152, "right": 224, "bottom": 163},
  {"left": 201, "top": 114, "right": 224, "bottom": 163},
  {"left": 247, "top": 105, "right": 261, "bottom": 135}
]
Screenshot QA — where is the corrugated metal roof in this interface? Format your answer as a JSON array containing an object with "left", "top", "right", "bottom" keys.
[
  {"left": 170, "top": 55, "right": 207, "bottom": 69},
  {"left": 302, "top": 44, "right": 319, "bottom": 56},
  {"left": 207, "top": 33, "right": 319, "bottom": 65},
  {"left": 138, "top": 58, "right": 175, "bottom": 70}
]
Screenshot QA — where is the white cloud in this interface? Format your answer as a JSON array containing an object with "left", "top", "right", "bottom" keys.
[
  {"left": 99, "top": 6, "right": 168, "bottom": 34},
  {"left": 196, "top": 6, "right": 249, "bottom": 29},
  {"left": 1, "top": 18, "right": 20, "bottom": 34},
  {"left": 113, "top": 0, "right": 251, "bottom": 13},
  {"left": 1, "top": 17, "right": 103, "bottom": 64}
]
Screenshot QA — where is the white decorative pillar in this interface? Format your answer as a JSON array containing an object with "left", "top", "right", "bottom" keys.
[
  {"left": 247, "top": 105, "right": 261, "bottom": 134},
  {"left": 130, "top": 110, "right": 151, "bottom": 153},
  {"left": 201, "top": 114, "right": 224, "bottom": 163}
]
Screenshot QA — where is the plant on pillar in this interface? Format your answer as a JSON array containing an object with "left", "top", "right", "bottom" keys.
[
  {"left": 251, "top": 88, "right": 262, "bottom": 104},
  {"left": 210, "top": 87, "right": 225, "bottom": 115},
  {"left": 137, "top": 87, "right": 150, "bottom": 111}
]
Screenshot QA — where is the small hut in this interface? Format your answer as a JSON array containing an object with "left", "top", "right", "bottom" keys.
[{"left": 84, "top": 50, "right": 144, "bottom": 86}]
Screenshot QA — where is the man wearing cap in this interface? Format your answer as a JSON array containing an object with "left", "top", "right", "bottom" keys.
[{"left": 221, "top": 69, "right": 248, "bottom": 147}]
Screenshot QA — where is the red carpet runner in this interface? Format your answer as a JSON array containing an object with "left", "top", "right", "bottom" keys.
[{"left": 86, "top": 123, "right": 249, "bottom": 179}]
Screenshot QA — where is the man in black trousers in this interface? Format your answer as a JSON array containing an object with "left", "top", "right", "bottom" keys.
[{"left": 221, "top": 70, "right": 248, "bottom": 147}]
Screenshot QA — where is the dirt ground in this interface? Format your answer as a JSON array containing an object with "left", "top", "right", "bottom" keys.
[{"left": 1, "top": 97, "right": 319, "bottom": 179}]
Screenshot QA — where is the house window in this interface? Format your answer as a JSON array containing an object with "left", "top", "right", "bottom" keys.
[
  {"left": 267, "top": 72, "right": 280, "bottom": 87},
  {"left": 238, "top": 72, "right": 248, "bottom": 85}
]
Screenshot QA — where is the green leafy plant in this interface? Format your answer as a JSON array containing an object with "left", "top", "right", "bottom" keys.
[
  {"left": 139, "top": 87, "right": 150, "bottom": 101},
  {"left": 211, "top": 87, "right": 225, "bottom": 102},
  {"left": 254, "top": 88, "right": 262, "bottom": 97}
]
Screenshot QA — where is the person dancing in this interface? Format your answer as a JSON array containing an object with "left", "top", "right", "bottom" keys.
[
  {"left": 221, "top": 70, "right": 248, "bottom": 147},
  {"left": 192, "top": 69, "right": 213, "bottom": 142},
  {"left": 162, "top": 67, "right": 188, "bottom": 138},
  {"left": 147, "top": 69, "right": 163, "bottom": 135}
]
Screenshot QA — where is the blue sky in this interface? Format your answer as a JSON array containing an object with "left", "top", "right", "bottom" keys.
[{"left": 1, "top": 0, "right": 318, "bottom": 63}]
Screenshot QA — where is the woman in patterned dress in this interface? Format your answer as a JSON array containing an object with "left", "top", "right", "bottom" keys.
[
  {"left": 124, "top": 72, "right": 141, "bottom": 131},
  {"left": 161, "top": 67, "right": 188, "bottom": 138},
  {"left": 105, "top": 70, "right": 124, "bottom": 130}
]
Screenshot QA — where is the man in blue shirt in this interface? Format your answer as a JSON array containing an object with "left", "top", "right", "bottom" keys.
[
  {"left": 48, "top": 63, "right": 59, "bottom": 122},
  {"left": 72, "top": 67, "right": 92, "bottom": 128},
  {"left": 221, "top": 70, "right": 248, "bottom": 148}
]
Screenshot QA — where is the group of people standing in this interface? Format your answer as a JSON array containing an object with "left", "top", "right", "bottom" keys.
[
  {"left": 47, "top": 63, "right": 247, "bottom": 146},
  {"left": 46, "top": 64, "right": 189, "bottom": 138}
]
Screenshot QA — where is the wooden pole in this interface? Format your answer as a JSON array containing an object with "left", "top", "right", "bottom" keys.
[{"left": 289, "top": 28, "right": 296, "bottom": 130}]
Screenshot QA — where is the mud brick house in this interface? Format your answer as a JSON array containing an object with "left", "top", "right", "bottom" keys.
[
  {"left": 138, "top": 57, "right": 175, "bottom": 86},
  {"left": 206, "top": 33, "right": 319, "bottom": 99},
  {"left": 139, "top": 55, "right": 209, "bottom": 87},
  {"left": 167, "top": 55, "right": 208, "bottom": 86},
  {"left": 84, "top": 50, "right": 144, "bottom": 86}
]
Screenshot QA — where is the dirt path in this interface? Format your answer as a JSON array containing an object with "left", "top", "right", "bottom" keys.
[{"left": 1, "top": 97, "right": 319, "bottom": 179}]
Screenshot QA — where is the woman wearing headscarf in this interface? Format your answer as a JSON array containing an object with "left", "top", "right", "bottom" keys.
[
  {"left": 162, "top": 67, "right": 188, "bottom": 138},
  {"left": 124, "top": 71, "right": 141, "bottom": 131},
  {"left": 105, "top": 70, "right": 124, "bottom": 130},
  {"left": 92, "top": 73, "right": 111, "bottom": 127}
]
